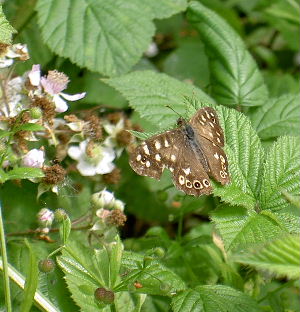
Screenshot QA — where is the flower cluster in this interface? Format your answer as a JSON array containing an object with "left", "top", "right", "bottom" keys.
[
  {"left": 90, "top": 189, "right": 127, "bottom": 243},
  {"left": 0, "top": 43, "right": 138, "bottom": 195}
]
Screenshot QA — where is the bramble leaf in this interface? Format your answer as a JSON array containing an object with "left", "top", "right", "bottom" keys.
[
  {"left": 171, "top": 285, "right": 259, "bottom": 312},
  {"left": 234, "top": 235, "right": 300, "bottom": 280},
  {"left": 107, "top": 70, "right": 214, "bottom": 131},
  {"left": 187, "top": 1, "right": 268, "bottom": 107},
  {"left": 0, "top": 5, "right": 16, "bottom": 44},
  {"left": 250, "top": 94, "right": 300, "bottom": 140},
  {"left": 36, "top": 0, "right": 186, "bottom": 77},
  {"left": 211, "top": 206, "right": 286, "bottom": 251},
  {"left": 260, "top": 136, "right": 300, "bottom": 211}
]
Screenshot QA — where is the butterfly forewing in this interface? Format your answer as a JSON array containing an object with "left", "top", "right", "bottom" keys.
[
  {"left": 190, "top": 107, "right": 225, "bottom": 147},
  {"left": 129, "top": 130, "right": 181, "bottom": 180}
]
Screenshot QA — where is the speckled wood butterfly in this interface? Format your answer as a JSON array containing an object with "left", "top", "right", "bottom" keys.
[{"left": 129, "top": 107, "right": 230, "bottom": 196}]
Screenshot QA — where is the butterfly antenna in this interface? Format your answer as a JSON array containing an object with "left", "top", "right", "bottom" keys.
[{"left": 165, "top": 105, "right": 182, "bottom": 118}]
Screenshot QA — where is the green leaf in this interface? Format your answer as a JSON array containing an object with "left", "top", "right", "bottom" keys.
[
  {"left": 36, "top": 0, "right": 186, "bottom": 77},
  {"left": 57, "top": 238, "right": 124, "bottom": 310},
  {"left": 162, "top": 39, "right": 210, "bottom": 89},
  {"left": 20, "top": 240, "right": 39, "bottom": 312},
  {"left": 270, "top": 211, "right": 300, "bottom": 234},
  {"left": 187, "top": 1, "right": 268, "bottom": 107},
  {"left": 260, "top": 136, "right": 300, "bottom": 211},
  {"left": 171, "top": 285, "right": 259, "bottom": 312},
  {"left": 13, "top": 123, "right": 45, "bottom": 133},
  {"left": 120, "top": 251, "right": 186, "bottom": 296},
  {"left": 211, "top": 206, "right": 286, "bottom": 251},
  {"left": 0, "top": 129, "right": 11, "bottom": 138},
  {"left": 250, "top": 94, "right": 300, "bottom": 140},
  {"left": 6, "top": 167, "right": 45, "bottom": 180},
  {"left": 212, "top": 106, "right": 264, "bottom": 209},
  {"left": 106, "top": 70, "right": 214, "bottom": 131},
  {"left": 234, "top": 235, "right": 300, "bottom": 280},
  {"left": 0, "top": 5, "right": 16, "bottom": 44},
  {"left": 59, "top": 215, "right": 71, "bottom": 245}
]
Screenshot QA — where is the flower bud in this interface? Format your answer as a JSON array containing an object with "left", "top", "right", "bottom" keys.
[
  {"left": 37, "top": 208, "right": 54, "bottom": 228},
  {"left": 113, "top": 199, "right": 125, "bottom": 211},
  {"left": 91, "top": 189, "right": 115, "bottom": 209},
  {"left": 29, "top": 107, "right": 42, "bottom": 119},
  {"left": 54, "top": 208, "right": 68, "bottom": 222},
  {"left": 153, "top": 247, "right": 165, "bottom": 258},
  {"left": 23, "top": 149, "right": 45, "bottom": 168},
  {"left": 94, "top": 287, "right": 114, "bottom": 305},
  {"left": 38, "top": 259, "right": 55, "bottom": 273}
]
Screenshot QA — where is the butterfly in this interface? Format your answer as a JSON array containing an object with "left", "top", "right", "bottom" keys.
[{"left": 129, "top": 107, "right": 230, "bottom": 196}]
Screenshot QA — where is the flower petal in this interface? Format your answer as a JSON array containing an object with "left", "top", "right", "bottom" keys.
[
  {"left": 28, "top": 64, "right": 41, "bottom": 86},
  {"left": 67, "top": 146, "right": 83, "bottom": 160},
  {"left": 53, "top": 94, "right": 68, "bottom": 113},
  {"left": 60, "top": 92, "right": 86, "bottom": 101}
]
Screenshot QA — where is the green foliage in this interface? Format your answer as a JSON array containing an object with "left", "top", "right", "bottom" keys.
[
  {"left": 250, "top": 94, "right": 300, "bottom": 140},
  {"left": 36, "top": 0, "right": 186, "bottom": 77},
  {"left": 260, "top": 136, "right": 300, "bottom": 211},
  {"left": 171, "top": 285, "right": 259, "bottom": 312},
  {"left": 235, "top": 235, "right": 300, "bottom": 279},
  {"left": 187, "top": 1, "right": 268, "bottom": 107},
  {"left": 1, "top": 0, "right": 299, "bottom": 311},
  {"left": 0, "top": 5, "right": 16, "bottom": 44}
]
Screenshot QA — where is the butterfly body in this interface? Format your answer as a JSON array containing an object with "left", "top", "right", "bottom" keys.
[{"left": 129, "top": 107, "right": 230, "bottom": 196}]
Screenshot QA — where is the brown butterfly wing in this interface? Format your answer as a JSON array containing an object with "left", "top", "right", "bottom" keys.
[{"left": 190, "top": 107, "right": 230, "bottom": 185}]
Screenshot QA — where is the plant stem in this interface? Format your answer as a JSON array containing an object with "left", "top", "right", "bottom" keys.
[{"left": 0, "top": 202, "right": 12, "bottom": 312}]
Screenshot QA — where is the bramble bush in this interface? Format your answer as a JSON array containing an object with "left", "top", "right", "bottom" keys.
[{"left": 0, "top": 1, "right": 299, "bottom": 311}]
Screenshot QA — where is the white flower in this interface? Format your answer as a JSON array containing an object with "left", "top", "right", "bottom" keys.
[
  {"left": 23, "top": 149, "right": 45, "bottom": 168},
  {"left": 0, "top": 77, "right": 24, "bottom": 117},
  {"left": 103, "top": 119, "right": 125, "bottom": 156},
  {"left": 114, "top": 199, "right": 125, "bottom": 211},
  {"left": 0, "top": 44, "right": 29, "bottom": 68},
  {"left": 28, "top": 66, "right": 86, "bottom": 113},
  {"left": 68, "top": 140, "right": 115, "bottom": 176},
  {"left": 37, "top": 208, "right": 54, "bottom": 227}
]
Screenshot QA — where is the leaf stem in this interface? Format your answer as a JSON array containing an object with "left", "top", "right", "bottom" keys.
[
  {"left": 0, "top": 202, "right": 12, "bottom": 312},
  {"left": 258, "top": 280, "right": 295, "bottom": 303}
]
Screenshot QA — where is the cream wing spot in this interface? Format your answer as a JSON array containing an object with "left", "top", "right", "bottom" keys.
[
  {"left": 200, "top": 121, "right": 205, "bottom": 125},
  {"left": 155, "top": 141, "right": 161, "bottom": 150},
  {"left": 169, "top": 167, "right": 174, "bottom": 172},
  {"left": 182, "top": 168, "right": 191, "bottom": 175},
  {"left": 220, "top": 155, "right": 225, "bottom": 163},
  {"left": 201, "top": 115, "right": 206, "bottom": 122},
  {"left": 145, "top": 161, "right": 151, "bottom": 167},
  {"left": 205, "top": 111, "right": 211, "bottom": 119},
  {"left": 179, "top": 175, "right": 185, "bottom": 185},
  {"left": 143, "top": 144, "right": 150, "bottom": 155},
  {"left": 217, "top": 137, "right": 221, "bottom": 144},
  {"left": 164, "top": 139, "right": 170, "bottom": 147},
  {"left": 171, "top": 154, "right": 176, "bottom": 162},
  {"left": 220, "top": 171, "right": 226, "bottom": 179},
  {"left": 210, "top": 112, "right": 215, "bottom": 117},
  {"left": 155, "top": 154, "right": 161, "bottom": 161},
  {"left": 209, "top": 132, "right": 213, "bottom": 138},
  {"left": 216, "top": 132, "right": 221, "bottom": 137},
  {"left": 136, "top": 154, "right": 142, "bottom": 161},
  {"left": 209, "top": 122, "right": 214, "bottom": 128},
  {"left": 214, "top": 153, "right": 219, "bottom": 160}
]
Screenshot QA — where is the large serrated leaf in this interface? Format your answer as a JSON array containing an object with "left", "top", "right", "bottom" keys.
[
  {"left": 211, "top": 206, "right": 286, "bottom": 251},
  {"left": 36, "top": 0, "right": 186, "bottom": 77},
  {"left": 171, "top": 285, "right": 259, "bottom": 312},
  {"left": 250, "top": 94, "right": 300, "bottom": 140},
  {"left": 106, "top": 70, "right": 214, "bottom": 131},
  {"left": 0, "top": 5, "right": 16, "bottom": 44},
  {"left": 212, "top": 106, "right": 264, "bottom": 209},
  {"left": 260, "top": 136, "right": 300, "bottom": 211},
  {"left": 234, "top": 235, "right": 300, "bottom": 280},
  {"left": 187, "top": 1, "right": 268, "bottom": 107}
]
